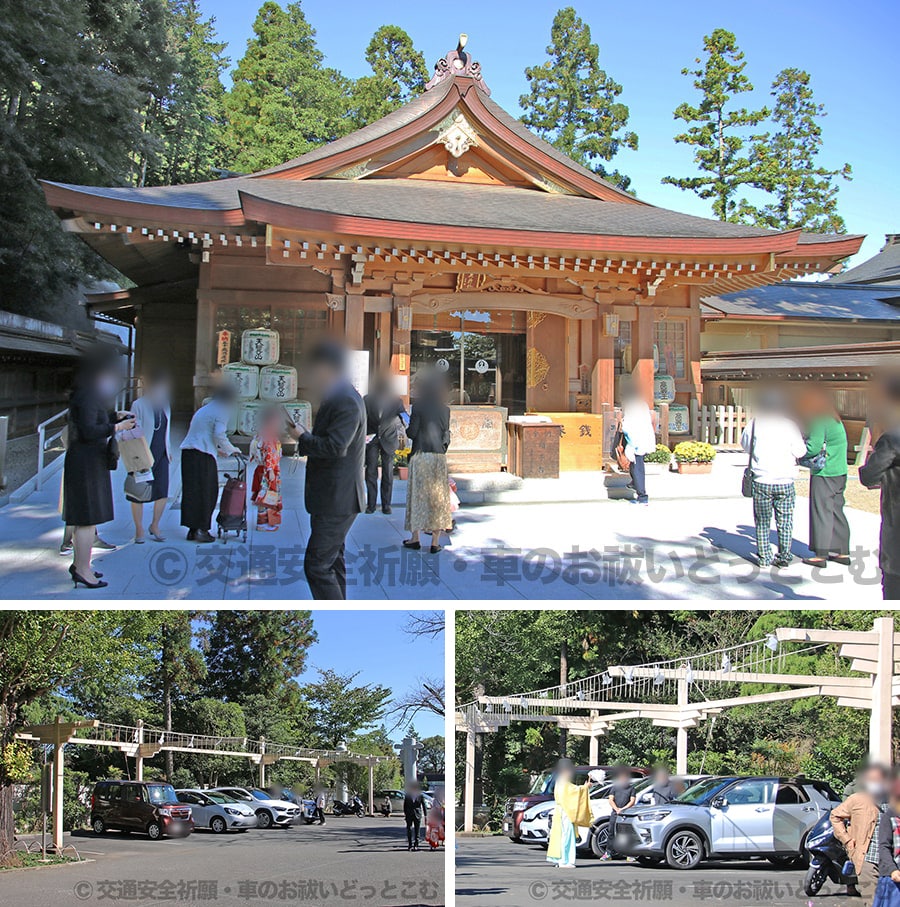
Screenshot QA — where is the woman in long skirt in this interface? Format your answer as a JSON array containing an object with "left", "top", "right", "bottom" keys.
[{"left": 403, "top": 374, "right": 451, "bottom": 554}]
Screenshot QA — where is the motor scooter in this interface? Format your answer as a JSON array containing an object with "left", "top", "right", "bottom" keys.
[{"left": 804, "top": 812, "right": 857, "bottom": 896}]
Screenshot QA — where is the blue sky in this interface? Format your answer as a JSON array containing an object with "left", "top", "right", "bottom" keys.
[
  {"left": 296, "top": 610, "right": 445, "bottom": 739},
  {"left": 199, "top": 0, "right": 899, "bottom": 266}
]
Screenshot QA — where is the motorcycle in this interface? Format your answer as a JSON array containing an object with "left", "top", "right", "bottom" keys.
[
  {"left": 332, "top": 795, "right": 365, "bottom": 817},
  {"left": 804, "top": 812, "right": 857, "bottom": 896}
]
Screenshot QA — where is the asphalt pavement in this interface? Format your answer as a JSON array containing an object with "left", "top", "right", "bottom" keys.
[
  {"left": 455, "top": 834, "right": 859, "bottom": 906},
  {"left": 3, "top": 817, "right": 443, "bottom": 907}
]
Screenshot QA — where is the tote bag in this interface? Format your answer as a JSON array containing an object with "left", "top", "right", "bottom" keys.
[{"left": 872, "top": 876, "right": 900, "bottom": 907}]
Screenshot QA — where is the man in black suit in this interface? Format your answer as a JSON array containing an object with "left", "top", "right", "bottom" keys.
[
  {"left": 363, "top": 375, "right": 407, "bottom": 514},
  {"left": 288, "top": 340, "right": 366, "bottom": 600}
]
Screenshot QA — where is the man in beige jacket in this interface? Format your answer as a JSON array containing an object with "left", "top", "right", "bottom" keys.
[{"left": 831, "top": 764, "right": 890, "bottom": 904}]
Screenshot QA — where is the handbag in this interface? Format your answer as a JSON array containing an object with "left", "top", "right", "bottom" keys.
[
  {"left": 741, "top": 420, "right": 756, "bottom": 498},
  {"left": 799, "top": 445, "right": 827, "bottom": 471},
  {"left": 873, "top": 875, "right": 900, "bottom": 907},
  {"left": 106, "top": 437, "right": 120, "bottom": 471},
  {"left": 117, "top": 426, "right": 155, "bottom": 473},
  {"left": 613, "top": 426, "right": 631, "bottom": 472},
  {"left": 125, "top": 471, "right": 153, "bottom": 502}
]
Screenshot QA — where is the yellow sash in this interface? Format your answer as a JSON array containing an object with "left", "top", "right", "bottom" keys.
[{"left": 546, "top": 779, "right": 592, "bottom": 859}]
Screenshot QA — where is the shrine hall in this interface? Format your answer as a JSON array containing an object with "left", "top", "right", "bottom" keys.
[{"left": 40, "top": 38, "right": 864, "bottom": 472}]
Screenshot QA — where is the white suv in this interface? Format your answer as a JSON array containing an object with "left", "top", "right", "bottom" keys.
[{"left": 211, "top": 787, "right": 301, "bottom": 829}]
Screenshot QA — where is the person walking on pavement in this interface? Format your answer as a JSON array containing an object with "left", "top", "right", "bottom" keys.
[
  {"left": 287, "top": 339, "right": 366, "bottom": 600},
  {"left": 621, "top": 383, "right": 657, "bottom": 506},
  {"left": 403, "top": 780, "right": 427, "bottom": 851},
  {"left": 363, "top": 374, "right": 406, "bottom": 515},
  {"left": 831, "top": 763, "right": 890, "bottom": 906}
]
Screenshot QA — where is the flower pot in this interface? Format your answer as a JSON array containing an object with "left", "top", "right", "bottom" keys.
[
  {"left": 676, "top": 461, "right": 713, "bottom": 475},
  {"left": 397, "top": 466, "right": 409, "bottom": 480}
]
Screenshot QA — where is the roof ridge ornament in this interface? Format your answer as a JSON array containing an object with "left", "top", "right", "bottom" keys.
[{"left": 425, "top": 34, "right": 490, "bottom": 95}]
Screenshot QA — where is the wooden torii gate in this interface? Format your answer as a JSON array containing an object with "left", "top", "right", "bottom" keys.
[
  {"left": 16, "top": 720, "right": 387, "bottom": 852},
  {"left": 456, "top": 617, "right": 899, "bottom": 832}
]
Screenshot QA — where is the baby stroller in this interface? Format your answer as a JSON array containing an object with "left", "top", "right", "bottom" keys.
[{"left": 216, "top": 452, "right": 248, "bottom": 543}]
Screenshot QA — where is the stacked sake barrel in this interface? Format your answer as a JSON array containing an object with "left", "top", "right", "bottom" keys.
[
  {"left": 652, "top": 374, "right": 689, "bottom": 436},
  {"left": 222, "top": 328, "right": 311, "bottom": 437}
]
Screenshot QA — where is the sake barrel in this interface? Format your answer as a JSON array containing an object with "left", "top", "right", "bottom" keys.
[
  {"left": 653, "top": 374, "right": 676, "bottom": 404},
  {"left": 259, "top": 364, "right": 298, "bottom": 402},
  {"left": 237, "top": 400, "right": 268, "bottom": 437},
  {"left": 241, "top": 328, "right": 279, "bottom": 366},
  {"left": 283, "top": 399, "right": 312, "bottom": 434},
  {"left": 668, "top": 403, "right": 690, "bottom": 435},
  {"left": 222, "top": 362, "right": 259, "bottom": 400}
]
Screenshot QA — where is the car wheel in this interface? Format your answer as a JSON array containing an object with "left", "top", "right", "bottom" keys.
[
  {"left": 636, "top": 856, "right": 663, "bottom": 867},
  {"left": 665, "top": 830, "right": 704, "bottom": 869},
  {"left": 210, "top": 816, "right": 227, "bottom": 834},
  {"left": 590, "top": 822, "right": 610, "bottom": 859},
  {"left": 509, "top": 836, "right": 524, "bottom": 844},
  {"left": 146, "top": 822, "right": 163, "bottom": 841},
  {"left": 92, "top": 817, "right": 106, "bottom": 836},
  {"left": 804, "top": 864, "right": 828, "bottom": 896},
  {"left": 256, "top": 810, "right": 273, "bottom": 829}
]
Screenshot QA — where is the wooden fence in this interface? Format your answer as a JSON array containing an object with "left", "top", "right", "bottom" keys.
[{"left": 691, "top": 401, "right": 752, "bottom": 447}]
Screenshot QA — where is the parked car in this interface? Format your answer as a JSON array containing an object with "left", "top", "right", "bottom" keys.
[
  {"left": 375, "top": 789, "right": 436, "bottom": 815},
  {"left": 210, "top": 786, "right": 302, "bottom": 829},
  {"left": 503, "top": 765, "right": 648, "bottom": 842},
  {"left": 272, "top": 788, "right": 316, "bottom": 823},
  {"left": 90, "top": 780, "right": 193, "bottom": 840},
  {"left": 175, "top": 789, "right": 258, "bottom": 833},
  {"left": 613, "top": 775, "right": 841, "bottom": 870},
  {"left": 587, "top": 775, "right": 710, "bottom": 858}
]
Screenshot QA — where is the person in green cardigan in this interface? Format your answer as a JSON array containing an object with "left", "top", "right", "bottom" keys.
[{"left": 800, "top": 388, "right": 850, "bottom": 567}]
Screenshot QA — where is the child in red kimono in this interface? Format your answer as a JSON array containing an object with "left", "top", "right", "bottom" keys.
[{"left": 250, "top": 407, "right": 283, "bottom": 531}]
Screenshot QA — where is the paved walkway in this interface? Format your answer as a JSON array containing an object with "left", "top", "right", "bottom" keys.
[{"left": 0, "top": 450, "right": 885, "bottom": 600}]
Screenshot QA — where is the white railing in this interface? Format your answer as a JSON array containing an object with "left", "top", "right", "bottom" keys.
[
  {"left": 35, "top": 408, "right": 69, "bottom": 491},
  {"left": 691, "top": 401, "right": 751, "bottom": 447}
]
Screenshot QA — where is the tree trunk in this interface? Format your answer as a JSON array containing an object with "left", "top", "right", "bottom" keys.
[
  {"left": 559, "top": 641, "right": 568, "bottom": 757},
  {"left": 164, "top": 680, "right": 174, "bottom": 781},
  {"left": 0, "top": 702, "right": 18, "bottom": 863}
]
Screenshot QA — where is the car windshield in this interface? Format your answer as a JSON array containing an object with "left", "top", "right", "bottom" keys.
[
  {"left": 673, "top": 778, "right": 732, "bottom": 805},
  {"left": 529, "top": 773, "right": 553, "bottom": 795},
  {"left": 206, "top": 792, "right": 232, "bottom": 804},
  {"left": 148, "top": 784, "right": 178, "bottom": 804},
  {"left": 250, "top": 789, "right": 271, "bottom": 801}
]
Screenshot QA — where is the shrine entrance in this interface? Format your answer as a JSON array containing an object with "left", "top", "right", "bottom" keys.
[{"left": 411, "top": 310, "right": 527, "bottom": 414}]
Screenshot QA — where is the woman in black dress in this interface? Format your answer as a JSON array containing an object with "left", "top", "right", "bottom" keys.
[{"left": 63, "top": 351, "right": 135, "bottom": 588}]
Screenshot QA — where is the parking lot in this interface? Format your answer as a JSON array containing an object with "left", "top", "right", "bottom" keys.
[
  {"left": 455, "top": 835, "right": 857, "bottom": 907},
  {"left": 6, "top": 817, "right": 443, "bottom": 907}
]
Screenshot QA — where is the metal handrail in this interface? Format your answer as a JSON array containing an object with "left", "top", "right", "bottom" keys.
[{"left": 36, "top": 408, "right": 69, "bottom": 491}]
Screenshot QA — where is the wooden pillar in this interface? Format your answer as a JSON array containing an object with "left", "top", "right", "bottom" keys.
[
  {"left": 676, "top": 677, "right": 689, "bottom": 774},
  {"left": 591, "top": 314, "right": 615, "bottom": 413},
  {"left": 368, "top": 763, "right": 375, "bottom": 817},
  {"left": 464, "top": 730, "right": 475, "bottom": 832},
  {"left": 376, "top": 311, "right": 392, "bottom": 371},
  {"left": 52, "top": 728, "right": 65, "bottom": 852},
  {"left": 345, "top": 294, "right": 365, "bottom": 351},
  {"left": 869, "top": 616, "right": 894, "bottom": 764},
  {"left": 633, "top": 304, "right": 655, "bottom": 405},
  {"left": 193, "top": 260, "right": 214, "bottom": 409},
  {"left": 135, "top": 719, "right": 144, "bottom": 782},
  {"left": 392, "top": 290, "right": 413, "bottom": 407},
  {"left": 588, "top": 734, "right": 599, "bottom": 765}
]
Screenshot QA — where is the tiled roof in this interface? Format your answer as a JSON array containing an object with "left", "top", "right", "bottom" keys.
[
  {"left": 702, "top": 281, "right": 900, "bottom": 321},
  {"left": 828, "top": 236, "right": 900, "bottom": 285}
]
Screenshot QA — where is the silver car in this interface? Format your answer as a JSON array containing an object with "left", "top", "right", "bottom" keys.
[
  {"left": 613, "top": 776, "right": 841, "bottom": 869},
  {"left": 175, "top": 789, "right": 258, "bottom": 833},
  {"left": 211, "top": 787, "right": 302, "bottom": 829}
]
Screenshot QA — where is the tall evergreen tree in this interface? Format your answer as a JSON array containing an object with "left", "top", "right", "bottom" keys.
[
  {"left": 0, "top": 0, "right": 172, "bottom": 321},
  {"left": 200, "top": 610, "right": 316, "bottom": 702},
  {"left": 740, "top": 68, "right": 851, "bottom": 233},
  {"left": 302, "top": 669, "right": 391, "bottom": 748},
  {"left": 223, "top": 1, "right": 351, "bottom": 172},
  {"left": 662, "top": 28, "right": 768, "bottom": 221},
  {"left": 142, "top": 0, "right": 229, "bottom": 187},
  {"left": 519, "top": 7, "right": 638, "bottom": 190},
  {"left": 348, "top": 25, "right": 428, "bottom": 129}
]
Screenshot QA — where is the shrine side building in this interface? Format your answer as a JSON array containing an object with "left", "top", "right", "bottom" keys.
[{"left": 41, "top": 41, "right": 863, "bottom": 470}]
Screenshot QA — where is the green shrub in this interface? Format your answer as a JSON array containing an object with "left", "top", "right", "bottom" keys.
[
  {"left": 644, "top": 444, "right": 672, "bottom": 464},
  {"left": 673, "top": 441, "right": 716, "bottom": 463}
]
